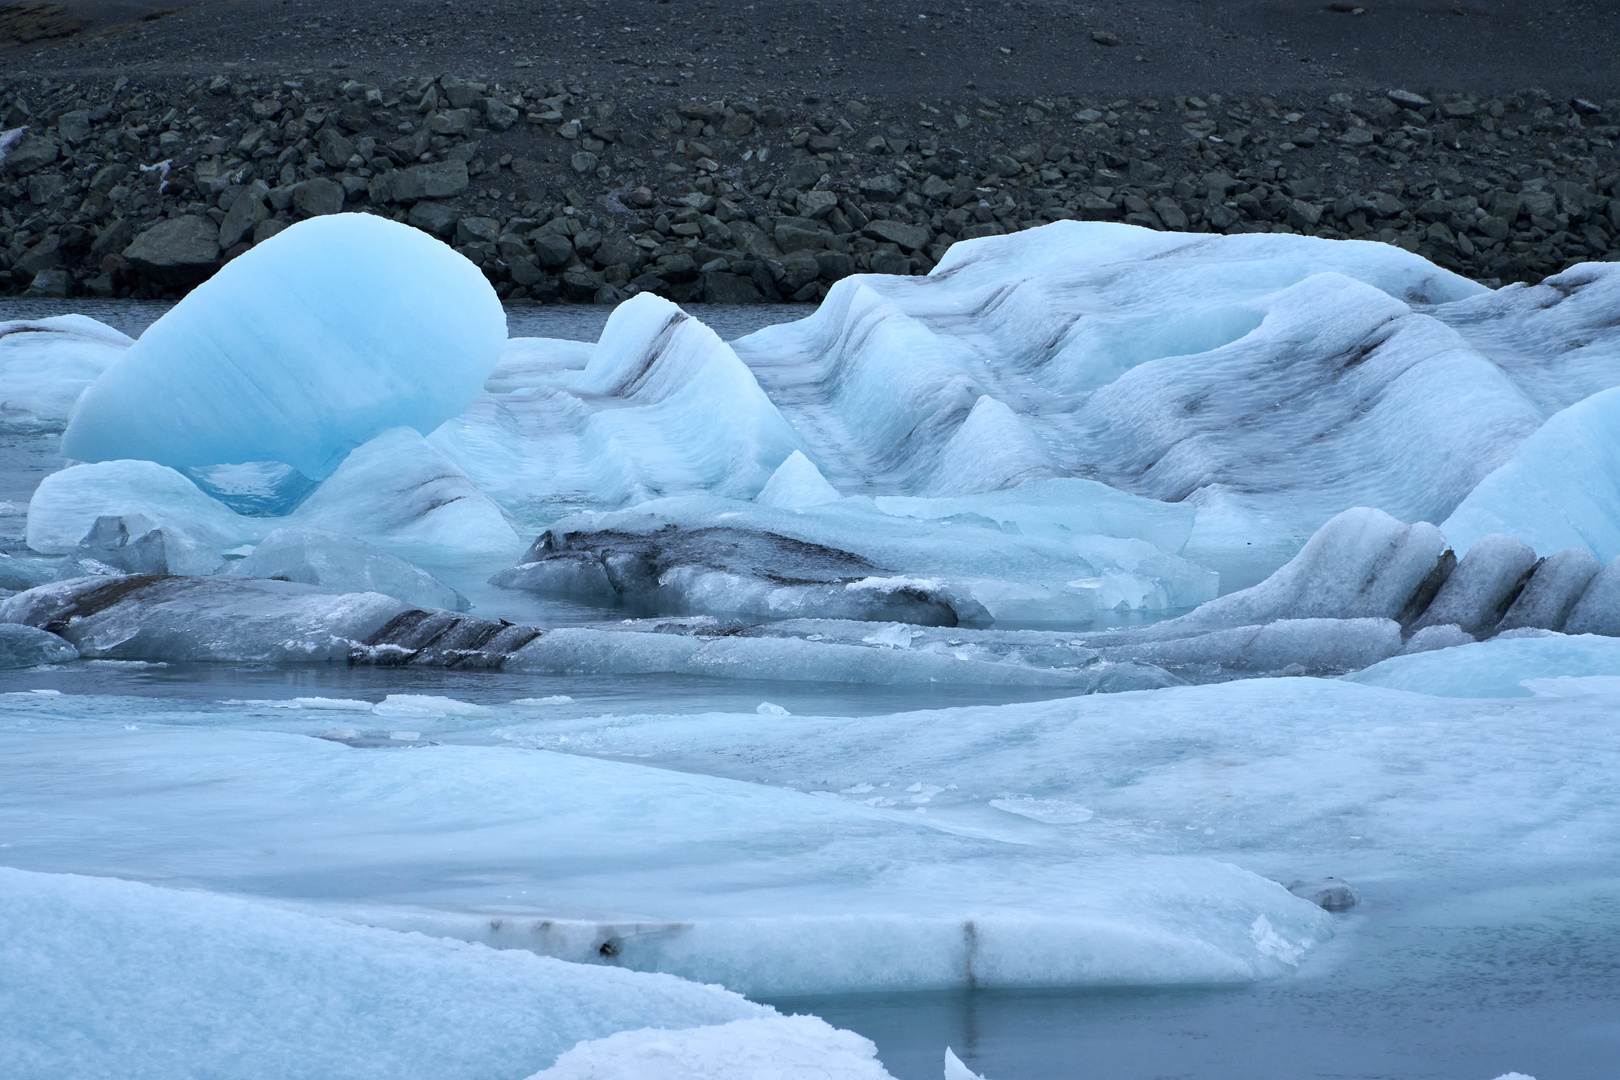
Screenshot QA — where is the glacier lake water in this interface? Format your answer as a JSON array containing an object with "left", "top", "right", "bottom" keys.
[{"left": 5, "top": 297, "right": 1619, "bottom": 1080}]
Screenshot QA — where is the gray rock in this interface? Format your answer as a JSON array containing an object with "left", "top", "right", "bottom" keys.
[
  {"left": 428, "top": 108, "right": 476, "bottom": 137},
  {"left": 1288, "top": 877, "right": 1357, "bottom": 912},
  {"left": 21, "top": 268, "right": 70, "bottom": 297},
  {"left": 775, "top": 217, "right": 831, "bottom": 252},
  {"left": 218, "top": 186, "right": 266, "bottom": 249},
  {"left": 316, "top": 128, "right": 357, "bottom": 169},
  {"left": 786, "top": 161, "right": 828, "bottom": 189},
  {"left": 123, "top": 216, "right": 221, "bottom": 283},
  {"left": 291, "top": 178, "right": 344, "bottom": 218},
  {"left": 486, "top": 98, "right": 519, "bottom": 131},
  {"left": 0, "top": 623, "right": 77, "bottom": 669},
  {"left": 1, "top": 134, "right": 59, "bottom": 175},
  {"left": 407, "top": 201, "right": 459, "bottom": 236},
  {"left": 702, "top": 271, "right": 763, "bottom": 304},
  {"left": 532, "top": 232, "right": 576, "bottom": 268},
  {"left": 869, "top": 250, "right": 913, "bottom": 275},
  {"left": 858, "top": 175, "right": 905, "bottom": 202},
  {"left": 14, "top": 235, "right": 64, "bottom": 280},
  {"left": 1387, "top": 89, "right": 1431, "bottom": 108},
  {"left": 456, "top": 216, "right": 501, "bottom": 245},
  {"left": 570, "top": 150, "right": 600, "bottom": 174},
  {"left": 369, "top": 159, "right": 470, "bottom": 203},
  {"left": 57, "top": 109, "right": 92, "bottom": 145},
  {"left": 594, "top": 234, "right": 643, "bottom": 270},
  {"left": 728, "top": 220, "right": 784, "bottom": 259},
  {"left": 862, "top": 219, "right": 932, "bottom": 251},
  {"left": 777, "top": 250, "right": 821, "bottom": 292}
]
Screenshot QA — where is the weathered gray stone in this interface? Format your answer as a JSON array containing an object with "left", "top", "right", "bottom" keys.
[
  {"left": 316, "top": 128, "right": 357, "bottom": 169},
  {"left": 570, "top": 150, "right": 600, "bottom": 174},
  {"left": 858, "top": 175, "right": 905, "bottom": 202},
  {"left": 57, "top": 109, "right": 92, "bottom": 145},
  {"left": 456, "top": 216, "right": 500, "bottom": 245},
  {"left": 702, "top": 271, "right": 762, "bottom": 303},
  {"left": 369, "top": 159, "right": 470, "bottom": 203},
  {"left": 728, "top": 220, "right": 783, "bottom": 259},
  {"left": 485, "top": 99, "right": 518, "bottom": 131},
  {"left": 123, "top": 216, "right": 221, "bottom": 283},
  {"left": 532, "top": 232, "right": 577, "bottom": 268},
  {"left": 1, "top": 134, "right": 59, "bottom": 175},
  {"left": 291, "top": 178, "right": 344, "bottom": 218},
  {"left": 429, "top": 108, "right": 476, "bottom": 137},
  {"left": 21, "top": 268, "right": 70, "bottom": 297},
  {"left": 218, "top": 186, "right": 267, "bottom": 248},
  {"left": 862, "top": 219, "right": 932, "bottom": 251},
  {"left": 15, "top": 235, "right": 64, "bottom": 280},
  {"left": 407, "top": 200, "right": 459, "bottom": 236},
  {"left": 775, "top": 217, "right": 832, "bottom": 252}
]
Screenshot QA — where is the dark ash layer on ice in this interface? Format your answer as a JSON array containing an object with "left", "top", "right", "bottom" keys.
[{"left": 7, "top": 507, "right": 1620, "bottom": 683}]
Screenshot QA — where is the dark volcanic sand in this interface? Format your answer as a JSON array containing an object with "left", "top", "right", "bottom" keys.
[{"left": 7, "top": 0, "right": 1617, "bottom": 100}]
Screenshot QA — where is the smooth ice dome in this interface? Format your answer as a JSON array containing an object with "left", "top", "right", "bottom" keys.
[{"left": 61, "top": 213, "right": 505, "bottom": 480}]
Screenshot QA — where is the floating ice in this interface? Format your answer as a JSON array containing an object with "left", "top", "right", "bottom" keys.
[
  {"left": 231, "top": 528, "right": 467, "bottom": 612},
  {"left": 0, "top": 723, "right": 1332, "bottom": 996},
  {"left": 1347, "top": 634, "right": 1620, "bottom": 697},
  {"left": 0, "top": 622, "right": 76, "bottom": 668},
  {"left": 0, "top": 316, "right": 131, "bottom": 433},
  {"left": 1442, "top": 386, "right": 1620, "bottom": 562},
  {"left": 0, "top": 866, "right": 767, "bottom": 1080},
  {"left": 755, "top": 450, "right": 841, "bottom": 509},
  {"left": 527, "top": 1016, "right": 896, "bottom": 1080},
  {"left": 0, "top": 575, "right": 406, "bottom": 663},
  {"left": 62, "top": 214, "right": 504, "bottom": 479},
  {"left": 944, "top": 1048, "right": 989, "bottom": 1080},
  {"left": 493, "top": 492, "right": 1215, "bottom": 627}
]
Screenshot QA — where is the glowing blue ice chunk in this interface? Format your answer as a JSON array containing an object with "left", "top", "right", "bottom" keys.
[{"left": 62, "top": 214, "right": 505, "bottom": 479}]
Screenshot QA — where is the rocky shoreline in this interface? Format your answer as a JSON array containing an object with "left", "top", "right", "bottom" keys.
[{"left": 2, "top": 71, "right": 1618, "bottom": 303}]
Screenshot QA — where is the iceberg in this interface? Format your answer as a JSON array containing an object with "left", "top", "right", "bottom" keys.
[
  {"left": 0, "top": 316, "right": 132, "bottom": 434},
  {"left": 62, "top": 213, "right": 505, "bottom": 479},
  {"left": 0, "top": 866, "right": 768, "bottom": 1080},
  {"left": 0, "top": 721, "right": 1333, "bottom": 997},
  {"left": 229, "top": 528, "right": 468, "bottom": 612},
  {"left": 0, "top": 575, "right": 407, "bottom": 663},
  {"left": 1442, "top": 386, "right": 1620, "bottom": 562},
  {"left": 527, "top": 1017, "right": 897, "bottom": 1080},
  {"left": 0, "top": 622, "right": 76, "bottom": 668}
]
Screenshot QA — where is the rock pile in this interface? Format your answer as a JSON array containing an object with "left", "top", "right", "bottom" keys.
[{"left": 3, "top": 73, "right": 1617, "bottom": 302}]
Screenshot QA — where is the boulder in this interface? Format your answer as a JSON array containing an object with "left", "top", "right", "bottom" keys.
[{"left": 122, "top": 216, "right": 221, "bottom": 286}]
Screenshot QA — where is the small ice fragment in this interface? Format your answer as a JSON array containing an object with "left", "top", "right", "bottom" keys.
[
  {"left": 989, "top": 796, "right": 1094, "bottom": 825},
  {"left": 1287, "top": 877, "right": 1358, "bottom": 912},
  {"left": 862, "top": 624, "right": 913, "bottom": 650},
  {"left": 513, "top": 695, "right": 575, "bottom": 705},
  {"left": 30, "top": 689, "right": 61, "bottom": 696},
  {"left": 945, "top": 1046, "right": 987, "bottom": 1080},
  {"left": 389, "top": 731, "right": 422, "bottom": 742},
  {"left": 227, "top": 697, "right": 376, "bottom": 712},
  {"left": 372, "top": 695, "right": 491, "bottom": 718},
  {"left": 1519, "top": 675, "right": 1620, "bottom": 697},
  {"left": 320, "top": 728, "right": 360, "bottom": 740},
  {"left": 756, "top": 702, "right": 790, "bottom": 716}
]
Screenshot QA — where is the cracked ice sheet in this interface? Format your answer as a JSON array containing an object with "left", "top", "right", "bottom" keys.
[{"left": 0, "top": 697, "right": 1330, "bottom": 998}]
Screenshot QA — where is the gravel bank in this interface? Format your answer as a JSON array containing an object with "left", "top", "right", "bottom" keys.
[{"left": 3, "top": 69, "right": 1618, "bottom": 301}]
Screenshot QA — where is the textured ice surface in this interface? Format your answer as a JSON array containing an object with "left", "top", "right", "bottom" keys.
[
  {"left": 1346, "top": 634, "right": 1620, "bottom": 697},
  {"left": 0, "top": 316, "right": 131, "bottom": 433},
  {"left": 230, "top": 528, "right": 468, "bottom": 612},
  {"left": 1443, "top": 386, "right": 1620, "bottom": 561},
  {"left": 62, "top": 214, "right": 504, "bottom": 479},
  {"left": 0, "top": 622, "right": 76, "bottom": 668},
  {"left": 526, "top": 1016, "right": 896, "bottom": 1080},
  {"left": 0, "top": 717, "right": 1333, "bottom": 996},
  {"left": 28, "top": 429, "right": 521, "bottom": 566},
  {"left": 0, "top": 866, "right": 767, "bottom": 1080},
  {"left": 0, "top": 575, "right": 406, "bottom": 662},
  {"left": 494, "top": 492, "right": 1215, "bottom": 627}
]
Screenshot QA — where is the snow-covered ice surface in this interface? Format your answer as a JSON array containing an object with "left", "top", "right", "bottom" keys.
[{"left": 5, "top": 223, "right": 1620, "bottom": 1078}]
